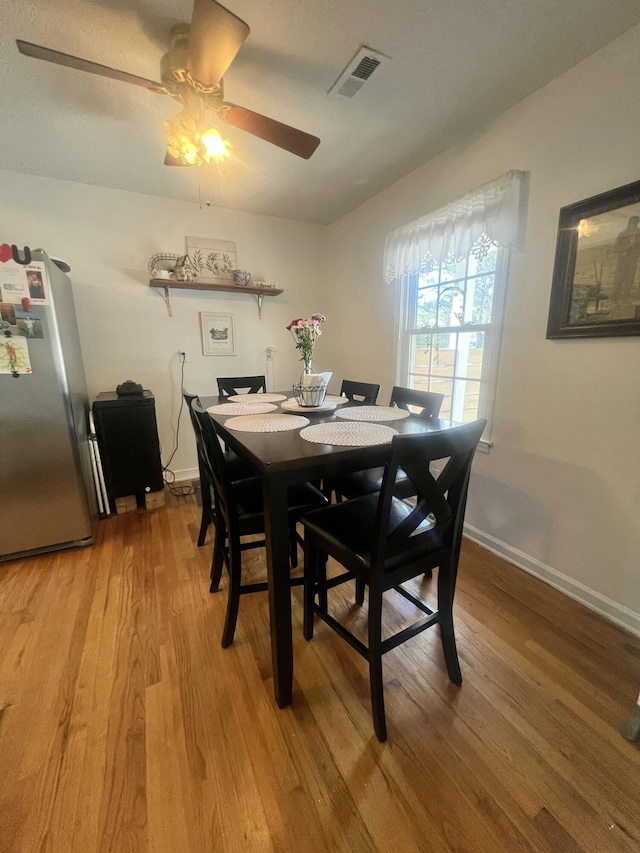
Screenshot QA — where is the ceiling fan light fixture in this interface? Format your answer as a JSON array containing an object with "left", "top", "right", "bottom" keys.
[{"left": 164, "top": 110, "right": 230, "bottom": 166}]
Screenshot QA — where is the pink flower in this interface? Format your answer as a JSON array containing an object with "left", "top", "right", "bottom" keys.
[{"left": 286, "top": 313, "right": 326, "bottom": 331}]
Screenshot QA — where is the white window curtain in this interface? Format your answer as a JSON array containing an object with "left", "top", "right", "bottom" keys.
[{"left": 384, "top": 170, "right": 525, "bottom": 283}]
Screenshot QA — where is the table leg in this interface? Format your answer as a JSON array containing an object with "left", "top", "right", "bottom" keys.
[{"left": 263, "top": 473, "right": 293, "bottom": 707}]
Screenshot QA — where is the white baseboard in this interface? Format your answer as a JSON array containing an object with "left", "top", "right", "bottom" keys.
[
  {"left": 172, "top": 467, "right": 199, "bottom": 483},
  {"left": 464, "top": 524, "right": 640, "bottom": 639}
]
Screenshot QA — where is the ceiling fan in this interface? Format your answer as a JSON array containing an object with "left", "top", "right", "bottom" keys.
[{"left": 16, "top": 0, "right": 321, "bottom": 165}]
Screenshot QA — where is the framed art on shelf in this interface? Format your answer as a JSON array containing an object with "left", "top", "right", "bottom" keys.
[
  {"left": 187, "top": 236, "right": 236, "bottom": 283},
  {"left": 547, "top": 179, "right": 640, "bottom": 338},
  {"left": 200, "top": 312, "right": 236, "bottom": 356}
]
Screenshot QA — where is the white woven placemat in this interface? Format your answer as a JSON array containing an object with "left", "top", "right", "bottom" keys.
[
  {"left": 300, "top": 422, "right": 398, "bottom": 446},
  {"left": 224, "top": 414, "right": 310, "bottom": 432},
  {"left": 335, "top": 405, "right": 410, "bottom": 422},
  {"left": 228, "top": 393, "right": 286, "bottom": 403},
  {"left": 207, "top": 402, "right": 278, "bottom": 415}
]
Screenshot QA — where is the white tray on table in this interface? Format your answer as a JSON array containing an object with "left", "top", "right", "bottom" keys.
[{"left": 281, "top": 398, "right": 337, "bottom": 413}]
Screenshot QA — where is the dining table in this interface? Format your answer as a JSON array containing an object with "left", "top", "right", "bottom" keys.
[{"left": 201, "top": 391, "right": 455, "bottom": 708}]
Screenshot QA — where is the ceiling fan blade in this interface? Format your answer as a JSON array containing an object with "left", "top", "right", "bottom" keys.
[
  {"left": 220, "top": 103, "right": 320, "bottom": 159},
  {"left": 164, "top": 151, "right": 192, "bottom": 166},
  {"left": 187, "top": 0, "right": 250, "bottom": 88},
  {"left": 16, "top": 40, "right": 164, "bottom": 91}
]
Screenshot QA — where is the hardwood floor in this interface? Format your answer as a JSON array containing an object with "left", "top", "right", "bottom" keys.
[{"left": 0, "top": 501, "right": 639, "bottom": 852}]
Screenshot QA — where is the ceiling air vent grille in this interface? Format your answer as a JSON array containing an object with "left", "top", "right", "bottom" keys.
[{"left": 328, "top": 46, "right": 390, "bottom": 100}]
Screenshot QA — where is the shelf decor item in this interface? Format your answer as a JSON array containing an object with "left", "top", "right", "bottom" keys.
[
  {"left": 147, "top": 253, "right": 180, "bottom": 279},
  {"left": 547, "top": 179, "right": 640, "bottom": 339},
  {"left": 287, "top": 313, "right": 325, "bottom": 378},
  {"left": 187, "top": 236, "right": 236, "bottom": 284},
  {"left": 174, "top": 254, "right": 196, "bottom": 281}
]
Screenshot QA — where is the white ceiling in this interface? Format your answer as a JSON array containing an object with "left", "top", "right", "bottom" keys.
[{"left": 1, "top": 0, "right": 639, "bottom": 224}]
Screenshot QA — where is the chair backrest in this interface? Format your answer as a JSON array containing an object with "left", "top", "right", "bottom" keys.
[
  {"left": 183, "top": 389, "right": 201, "bottom": 432},
  {"left": 340, "top": 379, "right": 381, "bottom": 405},
  {"left": 184, "top": 390, "right": 209, "bottom": 477},
  {"left": 191, "top": 399, "right": 241, "bottom": 536},
  {"left": 217, "top": 375, "right": 266, "bottom": 396},
  {"left": 370, "top": 419, "right": 486, "bottom": 582},
  {"left": 389, "top": 386, "right": 444, "bottom": 420}
]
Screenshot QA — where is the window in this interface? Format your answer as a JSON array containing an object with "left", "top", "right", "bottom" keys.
[
  {"left": 398, "top": 237, "right": 509, "bottom": 444},
  {"left": 386, "top": 171, "right": 524, "bottom": 445}
]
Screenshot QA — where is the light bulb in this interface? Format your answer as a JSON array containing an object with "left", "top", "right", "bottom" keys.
[{"left": 201, "top": 128, "right": 230, "bottom": 162}]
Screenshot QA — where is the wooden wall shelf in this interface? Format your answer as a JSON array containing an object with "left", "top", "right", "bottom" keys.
[{"left": 149, "top": 279, "right": 283, "bottom": 318}]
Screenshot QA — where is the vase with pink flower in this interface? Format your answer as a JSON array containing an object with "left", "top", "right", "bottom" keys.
[{"left": 286, "top": 313, "right": 325, "bottom": 381}]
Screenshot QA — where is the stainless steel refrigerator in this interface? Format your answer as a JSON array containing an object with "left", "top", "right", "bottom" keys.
[{"left": 0, "top": 250, "right": 97, "bottom": 560}]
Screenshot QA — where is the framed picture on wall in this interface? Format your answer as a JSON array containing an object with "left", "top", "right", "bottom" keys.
[
  {"left": 547, "top": 179, "right": 640, "bottom": 338},
  {"left": 200, "top": 312, "right": 236, "bottom": 356}
]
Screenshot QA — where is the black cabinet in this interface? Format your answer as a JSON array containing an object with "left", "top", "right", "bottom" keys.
[{"left": 93, "top": 391, "right": 163, "bottom": 502}]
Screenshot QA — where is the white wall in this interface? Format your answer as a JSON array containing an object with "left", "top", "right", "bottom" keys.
[
  {"left": 323, "top": 25, "right": 640, "bottom": 633},
  {"left": 0, "top": 171, "right": 325, "bottom": 477}
]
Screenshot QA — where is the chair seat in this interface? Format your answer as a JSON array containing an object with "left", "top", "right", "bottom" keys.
[
  {"left": 233, "top": 479, "right": 327, "bottom": 536},
  {"left": 302, "top": 494, "right": 444, "bottom": 576},
  {"left": 332, "top": 466, "right": 416, "bottom": 500}
]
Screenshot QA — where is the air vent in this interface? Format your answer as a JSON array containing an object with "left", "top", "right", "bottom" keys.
[{"left": 328, "top": 46, "right": 390, "bottom": 100}]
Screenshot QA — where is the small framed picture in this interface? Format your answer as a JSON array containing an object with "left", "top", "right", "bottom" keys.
[
  {"left": 200, "top": 312, "right": 236, "bottom": 356},
  {"left": 547, "top": 179, "right": 640, "bottom": 338}
]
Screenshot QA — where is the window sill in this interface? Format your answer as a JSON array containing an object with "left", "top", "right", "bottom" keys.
[{"left": 477, "top": 439, "right": 493, "bottom": 455}]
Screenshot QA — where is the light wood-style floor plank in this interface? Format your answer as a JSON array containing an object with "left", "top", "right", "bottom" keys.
[{"left": 0, "top": 501, "right": 639, "bottom": 853}]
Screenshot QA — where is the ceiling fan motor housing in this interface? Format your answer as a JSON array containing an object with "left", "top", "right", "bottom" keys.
[{"left": 160, "top": 25, "right": 224, "bottom": 110}]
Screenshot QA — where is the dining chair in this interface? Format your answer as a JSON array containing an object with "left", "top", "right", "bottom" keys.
[
  {"left": 331, "top": 386, "right": 445, "bottom": 503},
  {"left": 191, "top": 400, "right": 327, "bottom": 647},
  {"left": 217, "top": 375, "right": 267, "bottom": 396},
  {"left": 302, "top": 418, "right": 486, "bottom": 741},
  {"left": 183, "top": 391, "right": 254, "bottom": 546},
  {"left": 183, "top": 390, "right": 215, "bottom": 546},
  {"left": 339, "top": 379, "right": 381, "bottom": 405}
]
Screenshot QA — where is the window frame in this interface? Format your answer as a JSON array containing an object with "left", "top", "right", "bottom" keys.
[{"left": 396, "top": 243, "right": 511, "bottom": 451}]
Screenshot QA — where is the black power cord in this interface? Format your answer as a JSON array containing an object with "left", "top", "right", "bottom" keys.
[{"left": 162, "top": 353, "right": 195, "bottom": 498}]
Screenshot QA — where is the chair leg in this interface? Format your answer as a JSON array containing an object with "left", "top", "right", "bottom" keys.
[
  {"left": 367, "top": 586, "right": 387, "bottom": 742},
  {"left": 317, "top": 553, "right": 328, "bottom": 612},
  {"left": 303, "top": 537, "right": 318, "bottom": 640},
  {"left": 197, "top": 504, "right": 211, "bottom": 547},
  {"left": 438, "top": 565, "right": 462, "bottom": 685},
  {"left": 290, "top": 522, "right": 298, "bottom": 568},
  {"left": 221, "top": 545, "right": 242, "bottom": 648},
  {"left": 355, "top": 578, "right": 365, "bottom": 605},
  {"left": 209, "top": 518, "right": 226, "bottom": 593},
  {"left": 196, "top": 471, "right": 213, "bottom": 546}
]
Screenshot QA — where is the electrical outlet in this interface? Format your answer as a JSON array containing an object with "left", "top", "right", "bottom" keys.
[{"left": 178, "top": 349, "right": 189, "bottom": 363}]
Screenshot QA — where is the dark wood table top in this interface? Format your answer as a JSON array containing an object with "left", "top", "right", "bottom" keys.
[{"left": 201, "top": 393, "right": 455, "bottom": 477}]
